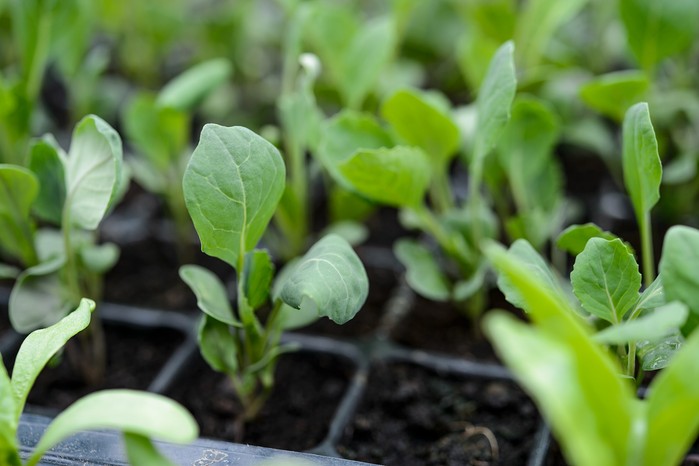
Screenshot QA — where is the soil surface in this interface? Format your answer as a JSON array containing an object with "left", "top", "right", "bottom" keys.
[
  {"left": 169, "top": 351, "right": 354, "bottom": 450},
  {"left": 338, "top": 363, "right": 539, "bottom": 466},
  {"left": 17, "top": 323, "right": 184, "bottom": 412}
]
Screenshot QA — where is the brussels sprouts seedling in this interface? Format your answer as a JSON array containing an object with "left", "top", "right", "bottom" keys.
[
  {"left": 1, "top": 299, "right": 198, "bottom": 466},
  {"left": 180, "top": 125, "right": 368, "bottom": 439}
]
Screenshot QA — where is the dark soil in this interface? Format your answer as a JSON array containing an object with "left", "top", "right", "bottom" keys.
[
  {"left": 168, "top": 351, "right": 354, "bottom": 450},
  {"left": 339, "top": 363, "right": 539, "bottom": 466},
  {"left": 19, "top": 323, "right": 184, "bottom": 411},
  {"left": 303, "top": 266, "right": 398, "bottom": 339},
  {"left": 391, "top": 296, "right": 498, "bottom": 361}
]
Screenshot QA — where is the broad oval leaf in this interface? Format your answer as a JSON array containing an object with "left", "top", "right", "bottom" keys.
[
  {"left": 474, "top": 41, "right": 517, "bottom": 160},
  {"left": 280, "top": 234, "right": 368, "bottom": 325},
  {"left": 65, "top": 115, "right": 123, "bottom": 230},
  {"left": 197, "top": 314, "right": 238, "bottom": 375},
  {"left": 179, "top": 265, "right": 239, "bottom": 327},
  {"left": 394, "top": 238, "right": 450, "bottom": 301},
  {"left": 27, "top": 389, "right": 198, "bottom": 466},
  {"left": 381, "top": 88, "right": 460, "bottom": 164},
  {"left": 28, "top": 136, "right": 66, "bottom": 225},
  {"left": 571, "top": 238, "right": 641, "bottom": 323},
  {"left": 594, "top": 302, "right": 688, "bottom": 345},
  {"left": 157, "top": 58, "right": 233, "bottom": 111},
  {"left": 557, "top": 223, "right": 624, "bottom": 256},
  {"left": 339, "top": 146, "right": 431, "bottom": 208},
  {"left": 183, "top": 125, "right": 285, "bottom": 268},
  {"left": 622, "top": 102, "right": 661, "bottom": 224},
  {"left": 659, "top": 225, "right": 699, "bottom": 335},
  {"left": 620, "top": 0, "right": 699, "bottom": 71},
  {"left": 11, "top": 299, "right": 93, "bottom": 417},
  {"left": 0, "top": 164, "right": 39, "bottom": 266},
  {"left": 9, "top": 257, "right": 71, "bottom": 334},
  {"left": 580, "top": 71, "right": 649, "bottom": 121}
]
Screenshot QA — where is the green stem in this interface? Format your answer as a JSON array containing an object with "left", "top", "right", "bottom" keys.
[
  {"left": 410, "top": 204, "right": 473, "bottom": 272},
  {"left": 640, "top": 212, "right": 655, "bottom": 288},
  {"left": 430, "top": 164, "right": 454, "bottom": 214},
  {"left": 626, "top": 342, "right": 637, "bottom": 380},
  {"left": 25, "top": 9, "right": 52, "bottom": 103}
]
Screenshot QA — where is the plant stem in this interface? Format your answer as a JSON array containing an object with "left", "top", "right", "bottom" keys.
[
  {"left": 640, "top": 212, "right": 654, "bottom": 288},
  {"left": 430, "top": 164, "right": 454, "bottom": 214}
]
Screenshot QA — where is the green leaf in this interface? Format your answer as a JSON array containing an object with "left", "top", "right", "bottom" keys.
[
  {"left": 0, "top": 164, "right": 38, "bottom": 266},
  {"left": 9, "top": 256, "right": 70, "bottom": 333},
  {"left": 197, "top": 314, "right": 238, "bottom": 375},
  {"left": 619, "top": 0, "right": 699, "bottom": 70},
  {"left": 381, "top": 88, "right": 460, "bottom": 164},
  {"left": 594, "top": 302, "right": 688, "bottom": 345},
  {"left": 0, "top": 263, "right": 19, "bottom": 279},
  {"left": 496, "top": 240, "right": 566, "bottom": 312},
  {"left": 484, "top": 242, "right": 636, "bottom": 466},
  {"left": 11, "top": 299, "right": 93, "bottom": 418},
  {"left": 644, "top": 327, "right": 699, "bottom": 465},
  {"left": 659, "top": 225, "right": 699, "bottom": 335},
  {"left": 637, "top": 334, "right": 683, "bottom": 371},
  {"left": 341, "top": 17, "right": 396, "bottom": 109},
  {"left": 280, "top": 234, "right": 368, "bottom": 325},
  {"left": 27, "top": 135, "right": 66, "bottom": 225},
  {"left": 79, "top": 242, "right": 119, "bottom": 274},
  {"left": 394, "top": 238, "right": 450, "bottom": 301},
  {"left": 0, "top": 355, "right": 20, "bottom": 466},
  {"left": 636, "top": 275, "right": 665, "bottom": 311},
  {"left": 243, "top": 250, "right": 274, "bottom": 310},
  {"left": 179, "top": 265, "right": 239, "bottom": 327},
  {"left": 64, "top": 115, "right": 123, "bottom": 230},
  {"left": 622, "top": 102, "right": 662, "bottom": 224},
  {"left": 317, "top": 110, "right": 392, "bottom": 188},
  {"left": 124, "top": 433, "right": 176, "bottom": 466},
  {"left": 580, "top": 71, "right": 649, "bottom": 121},
  {"left": 571, "top": 238, "right": 641, "bottom": 323},
  {"left": 339, "top": 146, "right": 431, "bottom": 208},
  {"left": 557, "top": 223, "right": 623, "bottom": 256},
  {"left": 183, "top": 125, "right": 285, "bottom": 268},
  {"left": 27, "top": 389, "right": 198, "bottom": 466},
  {"left": 473, "top": 41, "right": 517, "bottom": 161},
  {"left": 157, "top": 58, "right": 233, "bottom": 111},
  {"left": 124, "top": 93, "right": 187, "bottom": 174},
  {"left": 514, "top": 0, "right": 587, "bottom": 69}
]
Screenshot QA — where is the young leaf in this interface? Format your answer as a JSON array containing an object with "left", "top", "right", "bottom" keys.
[
  {"left": 557, "top": 223, "right": 623, "bottom": 256},
  {"left": 635, "top": 275, "right": 665, "bottom": 311},
  {"left": 619, "top": 0, "right": 699, "bottom": 71},
  {"left": 9, "top": 256, "right": 70, "bottom": 333},
  {"left": 643, "top": 326, "right": 699, "bottom": 465},
  {"left": 496, "top": 240, "right": 567, "bottom": 311},
  {"left": 341, "top": 17, "right": 396, "bottom": 109},
  {"left": 79, "top": 242, "right": 120, "bottom": 274},
  {"left": 243, "top": 250, "right": 274, "bottom": 310},
  {"left": 571, "top": 238, "right": 641, "bottom": 323},
  {"left": 0, "top": 356, "right": 20, "bottom": 466},
  {"left": 0, "top": 164, "right": 39, "bottom": 265},
  {"left": 28, "top": 136, "right": 66, "bottom": 225},
  {"left": 473, "top": 41, "right": 517, "bottom": 161},
  {"left": 594, "top": 302, "right": 688, "bottom": 345},
  {"left": 64, "top": 115, "right": 123, "bottom": 230},
  {"left": 179, "top": 265, "right": 239, "bottom": 327},
  {"left": 26, "top": 389, "right": 198, "bottom": 466},
  {"left": 280, "top": 234, "right": 368, "bottom": 325},
  {"left": 659, "top": 225, "right": 699, "bottom": 335},
  {"left": 622, "top": 102, "right": 661, "bottom": 224},
  {"left": 338, "top": 146, "right": 431, "bottom": 208},
  {"left": 381, "top": 88, "right": 460, "bottom": 164},
  {"left": 637, "top": 334, "right": 683, "bottom": 371},
  {"left": 580, "top": 71, "right": 649, "bottom": 121},
  {"left": 11, "top": 299, "right": 93, "bottom": 417},
  {"left": 317, "top": 110, "right": 392, "bottom": 188},
  {"left": 197, "top": 315, "right": 238, "bottom": 375},
  {"left": 157, "top": 58, "right": 233, "bottom": 112},
  {"left": 394, "top": 238, "right": 450, "bottom": 301},
  {"left": 184, "top": 126, "right": 285, "bottom": 268},
  {"left": 124, "top": 433, "right": 176, "bottom": 466}
]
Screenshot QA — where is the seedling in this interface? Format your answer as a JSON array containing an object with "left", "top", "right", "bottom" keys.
[
  {"left": 7, "top": 115, "right": 125, "bottom": 385},
  {"left": 484, "top": 241, "right": 699, "bottom": 466},
  {"left": 1, "top": 299, "right": 198, "bottom": 466},
  {"left": 180, "top": 124, "right": 368, "bottom": 439}
]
